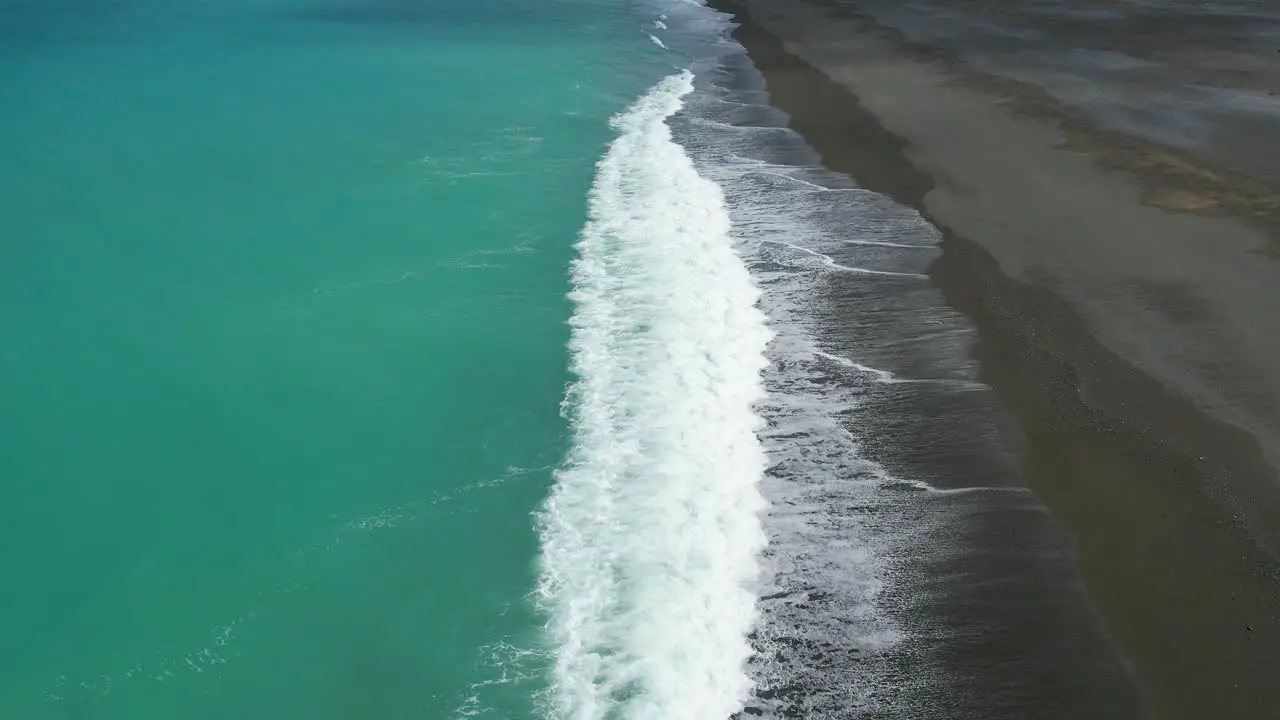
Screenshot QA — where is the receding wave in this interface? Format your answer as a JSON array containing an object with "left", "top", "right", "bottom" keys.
[{"left": 535, "top": 71, "right": 772, "bottom": 720}]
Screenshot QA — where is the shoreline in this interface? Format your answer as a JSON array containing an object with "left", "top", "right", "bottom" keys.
[{"left": 709, "top": 0, "right": 1280, "bottom": 717}]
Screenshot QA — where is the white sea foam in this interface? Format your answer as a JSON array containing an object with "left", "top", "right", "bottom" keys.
[{"left": 536, "top": 71, "right": 772, "bottom": 720}]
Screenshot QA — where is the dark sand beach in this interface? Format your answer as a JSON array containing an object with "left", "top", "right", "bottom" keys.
[{"left": 711, "top": 0, "right": 1280, "bottom": 717}]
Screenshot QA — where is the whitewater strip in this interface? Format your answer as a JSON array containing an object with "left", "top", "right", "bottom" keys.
[{"left": 535, "top": 71, "right": 773, "bottom": 720}]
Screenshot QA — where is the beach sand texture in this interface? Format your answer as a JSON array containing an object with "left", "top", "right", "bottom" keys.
[{"left": 712, "top": 1, "right": 1280, "bottom": 717}]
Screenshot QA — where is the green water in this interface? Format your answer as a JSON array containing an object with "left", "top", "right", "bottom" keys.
[{"left": 0, "top": 1, "right": 662, "bottom": 716}]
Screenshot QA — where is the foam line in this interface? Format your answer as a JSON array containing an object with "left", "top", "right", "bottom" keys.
[
  {"left": 763, "top": 240, "right": 928, "bottom": 278},
  {"left": 537, "top": 71, "right": 772, "bottom": 720},
  {"left": 815, "top": 350, "right": 986, "bottom": 390}
]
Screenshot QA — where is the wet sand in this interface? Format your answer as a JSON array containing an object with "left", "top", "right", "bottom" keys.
[{"left": 710, "top": 0, "right": 1280, "bottom": 717}]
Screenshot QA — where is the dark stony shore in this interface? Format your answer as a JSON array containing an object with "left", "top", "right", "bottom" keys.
[{"left": 710, "top": 0, "right": 1280, "bottom": 717}]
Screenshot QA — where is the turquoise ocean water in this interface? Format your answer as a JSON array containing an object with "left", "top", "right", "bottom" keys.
[{"left": 0, "top": 1, "right": 725, "bottom": 717}]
